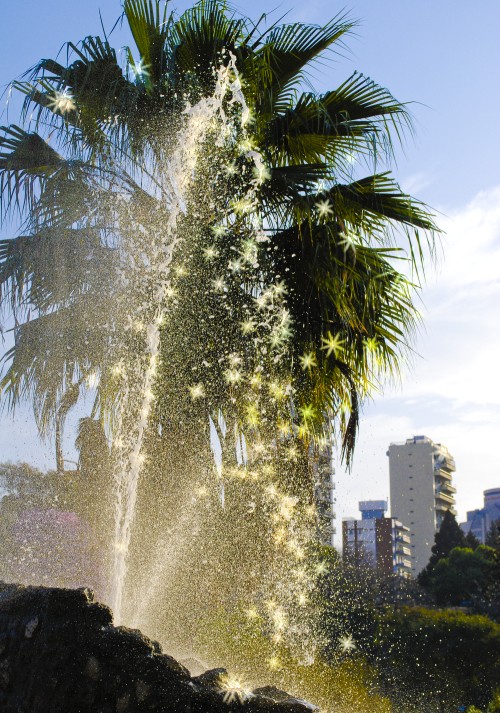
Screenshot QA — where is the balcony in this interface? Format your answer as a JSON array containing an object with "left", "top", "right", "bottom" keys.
[
  {"left": 435, "top": 490, "right": 455, "bottom": 505},
  {"left": 435, "top": 500, "right": 457, "bottom": 516},
  {"left": 395, "top": 545, "right": 411, "bottom": 556},
  {"left": 434, "top": 467, "right": 453, "bottom": 481},
  {"left": 438, "top": 481, "right": 456, "bottom": 495},
  {"left": 395, "top": 559, "right": 412, "bottom": 570},
  {"left": 433, "top": 452, "right": 456, "bottom": 475}
]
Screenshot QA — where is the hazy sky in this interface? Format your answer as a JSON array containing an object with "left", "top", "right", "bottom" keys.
[{"left": 1, "top": 1, "right": 499, "bottom": 540}]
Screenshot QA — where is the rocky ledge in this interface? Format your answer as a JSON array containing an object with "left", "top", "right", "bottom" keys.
[{"left": 0, "top": 583, "right": 318, "bottom": 713}]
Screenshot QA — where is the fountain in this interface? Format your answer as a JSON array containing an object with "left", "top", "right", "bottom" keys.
[
  {"left": 104, "top": 52, "right": 324, "bottom": 673},
  {"left": 0, "top": 2, "right": 437, "bottom": 710}
]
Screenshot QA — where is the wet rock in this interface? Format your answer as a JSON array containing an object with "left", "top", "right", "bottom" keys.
[
  {"left": 25, "top": 616, "right": 39, "bottom": 638},
  {"left": 116, "top": 691, "right": 131, "bottom": 711},
  {"left": 253, "top": 686, "right": 292, "bottom": 701},
  {"left": 135, "top": 679, "right": 151, "bottom": 703},
  {"left": 84, "top": 656, "right": 100, "bottom": 681},
  {"left": 0, "top": 582, "right": 321, "bottom": 712},
  {"left": 253, "top": 686, "right": 320, "bottom": 711},
  {"left": 0, "top": 659, "right": 10, "bottom": 688},
  {"left": 192, "top": 667, "right": 228, "bottom": 687}
]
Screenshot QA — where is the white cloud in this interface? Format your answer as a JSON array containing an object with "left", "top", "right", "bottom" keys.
[{"left": 401, "top": 170, "right": 436, "bottom": 196}]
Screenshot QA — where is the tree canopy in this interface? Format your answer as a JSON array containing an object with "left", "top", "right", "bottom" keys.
[
  {"left": 0, "top": 0, "right": 437, "bottom": 473},
  {"left": 419, "top": 510, "right": 466, "bottom": 586}
]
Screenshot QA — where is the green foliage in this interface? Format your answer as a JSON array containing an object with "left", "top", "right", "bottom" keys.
[
  {"left": 316, "top": 549, "right": 379, "bottom": 655},
  {"left": 486, "top": 520, "right": 500, "bottom": 551},
  {"left": 317, "top": 554, "right": 500, "bottom": 711},
  {"left": 419, "top": 510, "right": 466, "bottom": 587},
  {"left": 465, "top": 529, "right": 481, "bottom": 549},
  {"left": 419, "top": 545, "right": 500, "bottom": 622},
  {"left": 375, "top": 607, "right": 500, "bottom": 711},
  {"left": 195, "top": 604, "right": 392, "bottom": 713},
  {"left": 0, "top": 461, "right": 58, "bottom": 506},
  {"left": 0, "top": 461, "right": 61, "bottom": 580},
  {"left": 428, "top": 546, "right": 499, "bottom": 606}
]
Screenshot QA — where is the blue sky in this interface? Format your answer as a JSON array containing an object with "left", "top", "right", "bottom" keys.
[{"left": 1, "top": 1, "right": 500, "bottom": 538}]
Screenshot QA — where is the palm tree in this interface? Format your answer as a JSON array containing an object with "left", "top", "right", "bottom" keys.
[
  {"left": 0, "top": 0, "right": 435, "bottom": 461},
  {"left": 0, "top": 0, "right": 437, "bottom": 629}
]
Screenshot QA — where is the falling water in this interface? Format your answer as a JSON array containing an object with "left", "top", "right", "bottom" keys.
[{"left": 109, "top": 55, "right": 272, "bottom": 623}]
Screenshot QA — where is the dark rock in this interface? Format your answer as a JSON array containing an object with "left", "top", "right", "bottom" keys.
[
  {"left": 0, "top": 582, "right": 320, "bottom": 712},
  {"left": 253, "top": 686, "right": 292, "bottom": 702},
  {"left": 192, "top": 667, "right": 228, "bottom": 687},
  {"left": 253, "top": 686, "right": 320, "bottom": 711}
]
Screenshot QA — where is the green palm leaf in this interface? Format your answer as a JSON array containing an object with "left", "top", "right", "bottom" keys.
[
  {"left": 265, "top": 73, "right": 411, "bottom": 169},
  {"left": 124, "top": 0, "right": 174, "bottom": 87},
  {"left": 254, "top": 14, "right": 354, "bottom": 112},
  {"left": 0, "top": 126, "right": 64, "bottom": 218},
  {"left": 169, "top": 0, "right": 246, "bottom": 88}
]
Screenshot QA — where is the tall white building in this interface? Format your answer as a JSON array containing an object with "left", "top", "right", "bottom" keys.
[{"left": 388, "top": 435, "right": 456, "bottom": 576}]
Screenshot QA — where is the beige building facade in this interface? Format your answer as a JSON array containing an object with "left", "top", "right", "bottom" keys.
[{"left": 388, "top": 435, "right": 456, "bottom": 576}]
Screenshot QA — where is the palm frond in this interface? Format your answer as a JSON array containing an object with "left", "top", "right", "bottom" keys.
[
  {"left": 0, "top": 126, "right": 64, "bottom": 220},
  {"left": 319, "top": 173, "right": 438, "bottom": 276},
  {"left": 329, "top": 173, "right": 436, "bottom": 231},
  {"left": 254, "top": 14, "right": 354, "bottom": 112},
  {"left": 0, "top": 227, "right": 114, "bottom": 313},
  {"left": 265, "top": 74, "right": 411, "bottom": 169},
  {"left": 0, "top": 1, "right": 438, "bottom": 467},
  {"left": 124, "top": 0, "right": 174, "bottom": 87},
  {"left": 170, "top": 0, "right": 246, "bottom": 89},
  {"left": 23, "top": 38, "right": 141, "bottom": 156},
  {"left": 0, "top": 298, "right": 109, "bottom": 433}
]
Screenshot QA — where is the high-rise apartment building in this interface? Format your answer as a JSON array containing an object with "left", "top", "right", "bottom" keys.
[
  {"left": 342, "top": 500, "right": 412, "bottom": 578},
  {"left": 388, "top": 435, "right": 456, "bottom": 576},
  {"left": 460, "top": 488, "right": 500, "bottom": 542}
]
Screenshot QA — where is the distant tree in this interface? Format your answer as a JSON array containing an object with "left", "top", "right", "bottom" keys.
[
  {"left": 418, "top": 510, "right": 466, "bottom": 586},
  {"left": 0, "top": 461, "right": 59, "bottom": 507},
  {"left": 0, "top": 460, "right": 105, "bottom": 591},
  {"left": 465, "top": 530, "right": 481, "bottom": 549},
  {"left": 485, "top": 520, "right": 500, "bottom": 551},
  {"left": 0, "top": 461, "right": 58, "bottom": 581},
  {"left": 75, "top": 417, "right": 112, "bottom": 520},
  {"left": 428, "top": 545, "right": 498, "bottom": 608},
  {"left": 376, "top": 607, "right": 500, "bottom": 711},
  {"left": 316, "top": 545, "right": 379, "bottom": 658}
]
